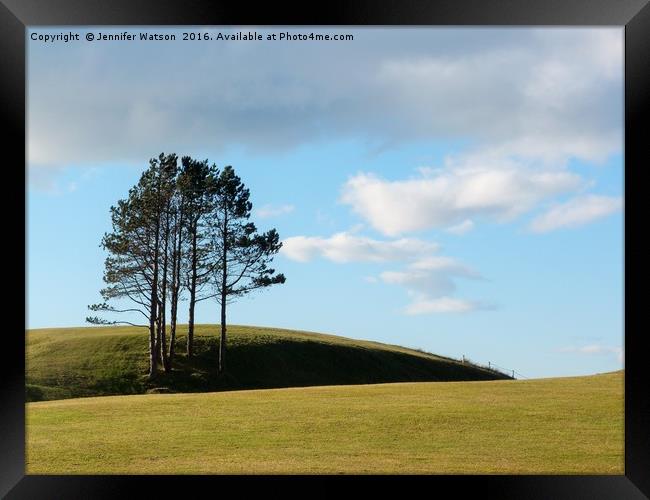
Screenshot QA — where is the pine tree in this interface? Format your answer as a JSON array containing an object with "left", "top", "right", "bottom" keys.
[
  {"left": 87, "top": 153, "right": 178, "bottom": 379},
  {"left": 166, "top": 183, "right": 185, "bottom": 367},
  {"left": 209, "top": 166, "right": 286, "bottom": 373},
  {"left": 158, "top": 154, "right": 180, "bottom": 372},
  {"left": 177, "top": 157, "right": 219, "bottom": 358}
]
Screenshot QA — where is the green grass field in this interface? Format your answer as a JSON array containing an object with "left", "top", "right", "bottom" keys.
[
  {"left": 26, "top": 371, "right": 623, "bottom": 474},
  {"left": 26, "top": 325, "right": 509, "bottom": 402}
]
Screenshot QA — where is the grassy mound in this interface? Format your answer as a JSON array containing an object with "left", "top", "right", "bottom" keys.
[
  {"left": 26, "top": 324, "right": 510, "bottom": 401},
  {"left": 26, "top": 371, "right": 623, "bottom": 474}
]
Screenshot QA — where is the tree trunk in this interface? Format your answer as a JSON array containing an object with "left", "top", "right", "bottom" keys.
[
  {"left": 187, "top": 223, "right": 198, "bottom": 358},
  {"left": 169, "top": 262, "right": 178, "bottom": 367},
  {"left": 169, "top": 291, "right": 177, "bottom": 361},
  {"left": 169, "top": 211, "right": 183, "bottom": 366},
  {"left": 148, "top": 307, "right": 158, "bottom": 379},
  {"left": 160, "top": 306, "right": 169, "bottom": 372},
  {"left": 219, "top": 296, "right": 226, "bottom": 374},
  {"left": 160, "top": 202, "right": 171, "bottom": 373},
  {"left": 169, "top": 284, "right": 178, "bottom": 367},
  {"left": 160, "top": 286, "right": 169, "bottom": 372},
  {"left": 187, "top": 295, "right": 195, "bottom": 358},
  {"left": 169, "top": 305, "right": 177, "bottom": 365},
  {"left": 148, "top": 206, "right": 161, "bottom": 380},
  {"left": 155, "top": 300, "right": 163, "bottom": 371},
  {"left": 218, "top": 208, "right": 228, "bottom": 374},
  {"left": 150, "top": 303, "right": 160, "bottom": 380}
]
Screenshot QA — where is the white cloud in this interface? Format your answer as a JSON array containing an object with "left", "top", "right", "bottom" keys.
[
  {"left": 281, "top": 232, "right": 439, "bottom": 263},
  {"left": 379, "top": 257, "right": 488, "bottom": 315},
  {"left": 559, "top": 344, "right": 623, "bottom": 363},
  {"left": 529, "top": 195, "right": 622, "bottom": 233},
  {"left": 447, "top": 219, "right": 474, "bottom": 235},
  {"left": 409, "top": 256, "right": 481, "bottom": 278},
  {"left": 381, "top": 270, "right": 457, "bottom": 297},
  {"left": 341, "top": 166, "right": 583, "bottom": 236},
  {"left": 256, "top": 204, "right": 295, "bottom": 218},
  {"left": 404, "top": 297, "right": 484, "bottom": 315}
]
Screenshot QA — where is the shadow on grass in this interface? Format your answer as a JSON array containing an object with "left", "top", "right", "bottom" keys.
[{"left": 149, "top": 336, "right": 510, "bottom": 395}]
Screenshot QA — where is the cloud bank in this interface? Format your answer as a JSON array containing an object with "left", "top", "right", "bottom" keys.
[{"left": 29, "top": 27, "right": 621, "bottom": 176}]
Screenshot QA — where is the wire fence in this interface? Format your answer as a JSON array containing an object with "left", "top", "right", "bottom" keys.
[
  {"left": 459, "top": 355, "right": 529, "bottom": 380},
  {"left": 410, "top": 346, "right": 530, "bottom": 380}
]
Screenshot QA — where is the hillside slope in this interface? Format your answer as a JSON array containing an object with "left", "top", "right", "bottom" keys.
[
  {"left": 26, "top": 324, "right": 510, "bottom": 401},
  {"left": 26, "top": 371, "right": 623, "bottom": 474}
]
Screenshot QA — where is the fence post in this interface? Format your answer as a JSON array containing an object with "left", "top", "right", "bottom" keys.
[
  {"left": 488, "top": 361, "right": 491, "bottom": 369},
  {"left": 512, "top": 370, "right": 515, "bottom": 378}
]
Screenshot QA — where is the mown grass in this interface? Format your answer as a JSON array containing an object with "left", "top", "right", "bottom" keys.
[
  {"left": 26, "top": 371, "right": 623, "bottom": 474},
  {"left": 26, "top": 325, "right": 509, "bottom": 402}
]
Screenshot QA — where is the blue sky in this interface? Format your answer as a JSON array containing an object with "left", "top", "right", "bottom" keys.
[{"left": 27, "top": 27, "right": 623, "bottom": 378}]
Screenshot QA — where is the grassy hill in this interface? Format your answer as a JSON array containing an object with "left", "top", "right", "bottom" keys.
[
  {"left": 26, "top": 325, "right": 510, "bottom": 401},
  {"left": 26, "top": 371, "right": 623, "bottom": 474}
]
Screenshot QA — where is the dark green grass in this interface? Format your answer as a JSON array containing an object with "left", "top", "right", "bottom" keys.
[{"left": 26, "top": 325, "right": 510, "bottom": 401}]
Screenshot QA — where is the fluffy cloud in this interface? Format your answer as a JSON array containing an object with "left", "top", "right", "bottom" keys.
[
  {"left": 341, "top": 166, "right": 583, "bottom": 236},
  {"left": 256, "top": 204, "right": 295, "bottom": 218},
  {"left": 281, "top": 232, "right": 439, "bottom": 263},
  {"left": 409, "top": 256, "right": 481, "bottom": 276},
  {"left": 529, "top": 195, "right": 623, "bottom": 233},
  {"left": 381, "top": 270, "right": 456, "bottom": 297},
  {"left": 282, "top": 231, "right": 488, "bottom": 314},
  {"left": 379, "top": 257, "right": 488, "bottom": 315}
]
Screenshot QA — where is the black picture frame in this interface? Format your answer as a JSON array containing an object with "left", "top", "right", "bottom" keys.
[{"left": 3, "top": 1, "right": 648, "bottom": 497}]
